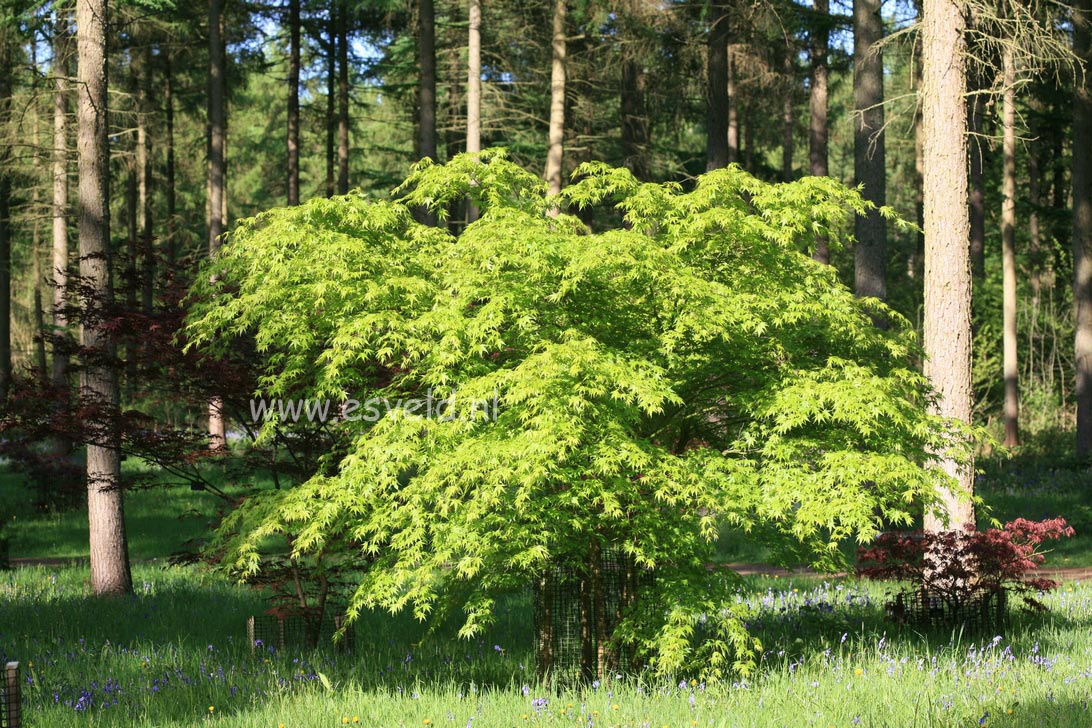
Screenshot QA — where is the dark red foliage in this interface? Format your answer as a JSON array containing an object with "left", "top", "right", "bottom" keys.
[{"left": 857, "top": 518, "right": 1075, "bottom": 614}]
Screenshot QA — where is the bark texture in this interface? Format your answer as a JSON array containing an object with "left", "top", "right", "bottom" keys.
[
  {"left": 921, "top": 0, "right": 975, "bottom": 532},
  {"left": 208, "top": 0, "right": 227, "bottom": 448},
  {"left": 809, "top": 0, "right": 830, "bottom": 264},
  {"left": 1001, "top": 49, "right": 1019, "bottom": 447},
  {"left": 466, "top": 0, "right": 481, "bottom": 222},
  {"left": 287, "top": 0, "right": 301, "bottom": 206},
  {"left": 545, "top": 0, "right": 566, "bottom": 197},
  {"left": 853, "top": 0, "right": 886, "bottom": 301},
  {"left": 78, "top": 0, "right": 133, "bottom": 595},
  {"left": 705, "top": 1, "right": 729, "bottom": 171},
  {"left": 52, "top": 9, "right": 70, "bottom": 387},
  {"left": 1074, "top": 0, "right": 1092, "bottom": 457}
]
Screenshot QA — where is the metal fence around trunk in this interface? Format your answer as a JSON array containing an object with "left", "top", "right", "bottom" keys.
[{"left": 1, "top": 662, "right": 20, "bottom": 728}]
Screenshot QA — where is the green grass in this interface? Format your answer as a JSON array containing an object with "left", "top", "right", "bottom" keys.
[
  {"left": 3, "top": 455, "right": 1092, "bottom": 725},
  {"left": 5, "top": 564, "right": 1092, "bottom": 727},
  {"left": 0, "top": 459, "right": 258, "bottom": 561}
]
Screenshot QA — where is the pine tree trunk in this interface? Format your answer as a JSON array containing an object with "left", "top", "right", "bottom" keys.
[
  {"left": 1073, "top": 0, "right": 1092, "bottom": 457},
  {"left": 809, "top": 0, "right": 829, "bottom": 264},
  {"left": 208, "top": 0, "right": 227, "bottom": 449},
  {"left": 337, "top": 1, "right": 349, "bottom": 195},
  {"left": 853, "top": 0, "right": 886, "bottom": 301},
  {"left": 705, "top": 1, "right": 729, "bottom": 171},
  {"left": 726, "top": 47, "right": 738, "bottom": 165},
  {"left": 326, "top": 4, "right": 336, "bottom": 197},
  {"left": 0, "top": 25, "right": 11, "bottom": 401},
  {"left": 164, "top": 50, "right": 176, "bottom": 268},
  {"left": 287, "top": 0, "right": 301, "bottom": 206},
  {"left": 77, "top": 0, "right": 133, "bottom": 595},
  {"left": 545, "top": 0, "right": 566, "bottom": 197},
  {"left": 921, "top": 0, "right": 975, "bottom": 532},
  {"left": 620, "top": 56, "right": 648, "bottom": 180},
  {"left": 136, "top": 43, "right": 153, "bottom": 313},
  {"left": 52, "top": 8, "right": 71, "bottom": 388},
  {"left": 466, "top": 0, "right": 481, "bottom": 222},
  {"left": 968, "top": 66, "right": 986, "bottom": 281},
  {"left": 1001, "top": 49, "right": 1019, "bottom": 447},
  {"left": 419, "top": 0, "right": 437, "bottom": 161},
  {"left": 782, "top": 48, "right": 794, "bottom": 182}
]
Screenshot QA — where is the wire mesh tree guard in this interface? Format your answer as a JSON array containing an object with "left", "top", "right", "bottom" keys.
[
  {"left": 532, "top": 546, "right": 653, "bottom": 684},
  {"left": 247, "top": 610, "right": 353, "bottom": 654}
]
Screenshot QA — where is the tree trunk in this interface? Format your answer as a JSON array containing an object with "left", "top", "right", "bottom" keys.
[
  {"left": 620, "top": 57, "right": 648, "bottom": 180},
  {"left": 337, "top": 1, "right": 349, "bottom": 194},
  {"left": 419, "top": 0, "right": 437, "bottom": 161},
  {"left": 782, "top": 48, "right": 794, "bottom": 182},
  {"left": 1027, "top": 99, "right": 1044, "bottom": 379},
  {"left": 968, "top": 66, "right": 986, "bottom": 281},
  {"left": 77, "top": 0, "right": 133, "bottom": 595},
  {"left": 809, "top": 0, "right": 829, "bottom": 264},
  {"left": 30, "top": 56, "right": 47, "bottom": 382},
  {"left": 726, "top": 47, "right": 738, "bottom": 164},
  {"left": 545, "top": 0, "right": 566, "bottom": 197},
  {"left": 326, "top": 4, "right": 336, "bottom": 197},
  {"left": 853, "top": 0, "right": 886, "bottom": 301},
  {"left": 208, "top": 0, "right": 227, "bottom": 449},
  {"left": 1001, "top": 48, "right": 1019, "bottom": 447},
  {"left": 136, "top": 43, "right": 153, "bottom": 313},
  {"left": 53, "top": 7, "right": 71, "bottom": 388},
  {"left": 1073, "top": 0, "right": 1092, "bottom": 457},
  {"left": 921, "top": 0, "right": 975, "bottom": 532},
  {"left": 0, "top": 25, "right": 11, "bottom": 401},
  {"left": 705, "top": 1, "right": 729, "bottom": 171},
  {"left": 466, "top": 0, "right": 481, "bottom": 222},
  {"left": 287, "top": 0, "right": 301, "bottom": 206},
  {"left": 164, "top": 50, "right": 177, "bottom": 268}
]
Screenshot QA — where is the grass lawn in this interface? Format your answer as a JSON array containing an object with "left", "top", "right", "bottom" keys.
[
  {"left": 2, "top": 455, "right": 1091, "bottom": 726},
  {"left": 4, "top": 564, "right": 1092, "bottom": 727}
]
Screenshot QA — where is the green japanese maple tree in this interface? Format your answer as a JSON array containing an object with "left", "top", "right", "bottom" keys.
[{"left": 186, "top": 150, "right": 971, "bottom": 680}]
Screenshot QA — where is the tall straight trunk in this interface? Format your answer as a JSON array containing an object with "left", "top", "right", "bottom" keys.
[
  {"left": 921, "top": 0, "right": 974, "bottom": 532},
  {"left": 52, "top": 8, "right": 70, "bottom": 388},
  {"left": 1001, "top": 49, "right": 1019, "bottom": 447},
  {"left": 208, "top": 0, "right": 227, "bottom": 449},
  {"left": 620, "top": 56, "right": 649, "bottom": 180},
  {"left": 30, "top": 48, "right": 48, "bottom": 382},
  {"left": 910, "top": 79, "right": 924, "bottom": 284},
  {"left": 545, "top": 0, "right": 566, "bottom": 197},
  {"left": 164, "top": 50, "right": 177, "bottom": 268},
  {"left": 287, "top": 0, "right": 301, "bottom": 206},
  {"left": 466, "top": 0, "right": 481, "bottom": 222},
  {"left": 419, "top": 0, "right": 437, "bottom": 161},
  {"left": 416, "top": 0, "right": 436, "bottom": 224},
  {"left": 705, "top": 1, "right": 729, "bottom": 171},
  {"left": 1028, "top": 102, "right": 1043, "bottom": 306},
  {"left": 0, "top": 25, "right": 11, "bottom": 401},
  {"left": 726, "top": 48, "right": 738, "bottom": 164},
  {"left": 853, "top": 0, "right": 886, "bottom": 301},
  {"left": 136, "top": 43, "right": 153, "bottom": 313},
  {"left": 326, "top": 5, "right": 336, "bottom": 197},
  {"left": 782, "top": 49, "right": 794, "bottom": 181},
  {"left": 742, "top": 105, "right": 754, "bottom": 172},
  {"left": 337, "top": 1, "right": 349, "bottom": 194},
  {"left": 1073, "top": 0, "right": 1092, "bottom": 457},
  {"left": 968, "top": 66, "right": 986, "bottom": 280},
  {"left": 809, "top": 0, "right": 830, "bottom": 264},
  {"left": 77, "top": 0, "right": 132, "bottom": 595}
]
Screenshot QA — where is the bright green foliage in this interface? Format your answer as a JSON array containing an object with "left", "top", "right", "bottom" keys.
[{"left": 186, "top": 150, "right": 970, "bottom": 679}]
